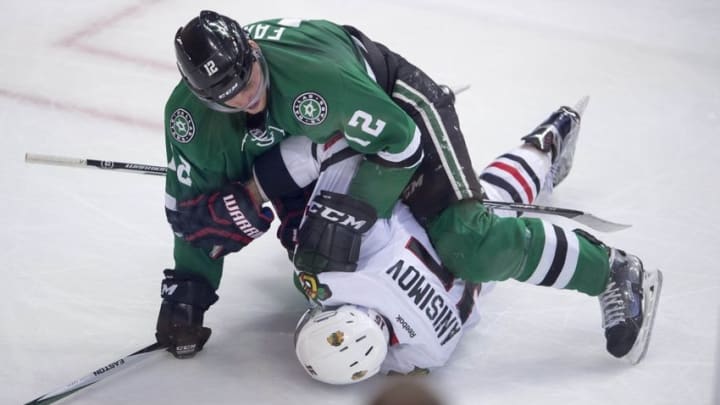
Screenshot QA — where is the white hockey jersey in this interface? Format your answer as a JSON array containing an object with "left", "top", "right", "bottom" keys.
[
  {"left": 296, "top": 203, "right": 484, "bottom": 375},
  {"left": 265, "top": 136, "right": 485, "bottom": 375}
]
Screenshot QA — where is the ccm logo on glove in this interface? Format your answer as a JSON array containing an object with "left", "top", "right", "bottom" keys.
[
  {"left": 307, "top": 198, "right": 373, "bottom": 232},
  {"left": 293, "top": 191, "right": 378, "bottom": 274}
]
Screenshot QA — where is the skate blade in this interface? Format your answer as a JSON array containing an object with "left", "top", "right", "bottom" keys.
[
  {"left": 625, "top": 269, "right": 663, "bottom": 365},
  {"left": 574, "top": 96, "right": 590, "bottom": 117}
]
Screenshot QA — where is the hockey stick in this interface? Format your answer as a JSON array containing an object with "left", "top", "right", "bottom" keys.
[
  {"left": 25, "top": 153, "right": 167, "bottom": 176},
  {"left": 24, "top": 153, "right": 629, "bottom": 232},
  {"left": 481, "top": 200, "right": 629, "bottom": 232},
  {"left": 25, "top": 342, "right": 164, "bottom": 405}
]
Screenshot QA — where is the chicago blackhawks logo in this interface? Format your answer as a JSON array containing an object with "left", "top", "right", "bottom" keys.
[
  {"left": 170, "top": 108, "right": 196, "bottom": 143},
  {"left": 326, "top": 331, "right": 344, "bottom": 347},
  {"left": 292, "top": 92, "right": 328, "bottom": 126},
  {"left": 298, "top": 272, "right": 332, "bottom": 301}
]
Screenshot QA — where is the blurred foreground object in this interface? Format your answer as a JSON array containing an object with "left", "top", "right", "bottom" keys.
[{"left": 370, "top": 379, "right": 445, "bottom": 405}]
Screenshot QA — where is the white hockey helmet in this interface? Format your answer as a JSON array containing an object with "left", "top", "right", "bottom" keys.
[{"left": 294, "top": 304, "right": 390, "bottom": 385}]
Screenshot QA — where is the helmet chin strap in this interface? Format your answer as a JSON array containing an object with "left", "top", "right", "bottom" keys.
[{"left": 213, "top": 50, "right": 269, "bottom": 114}]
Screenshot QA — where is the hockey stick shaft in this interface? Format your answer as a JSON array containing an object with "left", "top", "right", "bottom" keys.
[
  {"left": 24, "top": 153, "right": 628, "bottom": 231},
  {"left": 25, "top": 342, "right": 164, "bottom": 405},
  {"left": 25, "top": 153, "right": 167, "bottom": 176}
]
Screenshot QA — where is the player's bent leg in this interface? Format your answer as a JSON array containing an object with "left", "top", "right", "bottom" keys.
[
  {"left": 479, "top": 145, "right": 551, "bottom": 205},
  {"left": 427, "top": 200, "right": 610, "bottom": 296},
  {"left": 429, "top": 200, "right": 661, "bottom": 362},
  {"left": 426, "top": 200, "right": 526, "bottom": 282},
  {"left": 479, "top": 98, "right": 589, "bottom": 205}
]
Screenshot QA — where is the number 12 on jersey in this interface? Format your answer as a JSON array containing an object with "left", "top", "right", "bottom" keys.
[{"left": 348, "top": 110, "right": 386, "bottom": 138}]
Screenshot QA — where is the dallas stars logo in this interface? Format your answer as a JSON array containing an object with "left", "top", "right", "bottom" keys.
[
  {"left": 292, "top": 92, "right": 328, "bottom": 126},
  {"left": 170, "top": 108, "right": 196, "bottom": 143}
]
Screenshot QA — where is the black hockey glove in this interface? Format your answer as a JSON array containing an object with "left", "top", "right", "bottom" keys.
[
  {"left": 270, "top": 183, "right": 315, "bottom": 261},
  {"left": 155, "top": 269, "right": 219, "bottom": 359},
  {"left": 166, "top": 182, "right": 274, "bottom": 259},
  {"left": 294, "top": 191, "right": 377, "bottom": 274}
]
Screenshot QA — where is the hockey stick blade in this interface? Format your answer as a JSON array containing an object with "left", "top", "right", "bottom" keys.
[
  {"left": 25, "top": 342, "right": 164, "bottom": 405},
  {"left": 574, "top": 95, "right": 590, "bottom": 117},
  {"left": 481, "top": 200, "right": 631, "bottom": 232}
]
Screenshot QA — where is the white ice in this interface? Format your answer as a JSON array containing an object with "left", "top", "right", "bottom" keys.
[{"left": 1, "top": 1, "right": 719, "bottom": 404}]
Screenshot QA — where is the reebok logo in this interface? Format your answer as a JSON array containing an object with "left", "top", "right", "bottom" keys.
[
  {"left": 223, "top": 195, "right": 263, "bottom": 238},
  {"left": 308, "top": 201, "right": 368, "bottom": 231},
  {"left": 395, "top": 315, "right": 416, "bottom": 338}
]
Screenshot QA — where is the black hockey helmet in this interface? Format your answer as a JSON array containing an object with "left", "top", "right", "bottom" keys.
[{"left": 174, "top": 10, "right": 255, "bottom": 112}]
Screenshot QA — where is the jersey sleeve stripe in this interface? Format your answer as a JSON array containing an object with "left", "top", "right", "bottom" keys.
[
  {"left": 375, "top": 125, "right": 422, "bottom": 164},
  {"left": 344, "top": 132, "right": 371, "bottom": 147},
  {"left": 392, "top": 81, "right": 472, "bottom": 200},
  {"left": 165, "top": 193, "right": 178, "bottom": 210},
  {"left": 368, "top": 145, "right": 423, "bottom": 169}
]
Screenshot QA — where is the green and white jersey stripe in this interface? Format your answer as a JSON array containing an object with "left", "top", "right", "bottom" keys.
[{"left": 392, "top": 81, "right": 473, "bottom": 200}]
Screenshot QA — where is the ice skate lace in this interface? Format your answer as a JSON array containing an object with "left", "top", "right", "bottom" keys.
[{"left": 599, "top": 281, "right": 626, "bottom": 329}]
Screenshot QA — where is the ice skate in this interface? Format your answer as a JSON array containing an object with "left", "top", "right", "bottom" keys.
[
  {"left": 598, "top": 248, "right": 663, "bottom": 364},
  {"left": 522, "top": 96, "right": 589, "bottom": 192}
]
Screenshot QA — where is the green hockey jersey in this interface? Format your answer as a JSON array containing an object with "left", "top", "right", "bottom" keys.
[
  {"left": 247, "top": 19, "right": 422, "bottom": 217},
  {"left": 164, "top": 81, "right": 286, "bottom": 287},
  {"left": 164, "top": 19, "right": 420, "bottom": 288}
]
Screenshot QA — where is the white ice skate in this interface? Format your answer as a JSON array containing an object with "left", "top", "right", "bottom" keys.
[{"left": 599, "top": 249, "right": 663, "bottom": 365}]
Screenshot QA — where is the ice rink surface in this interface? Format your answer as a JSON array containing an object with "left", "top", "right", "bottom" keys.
[{"left": 1, "top": 1, "right": 719, "bottom": 404}]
